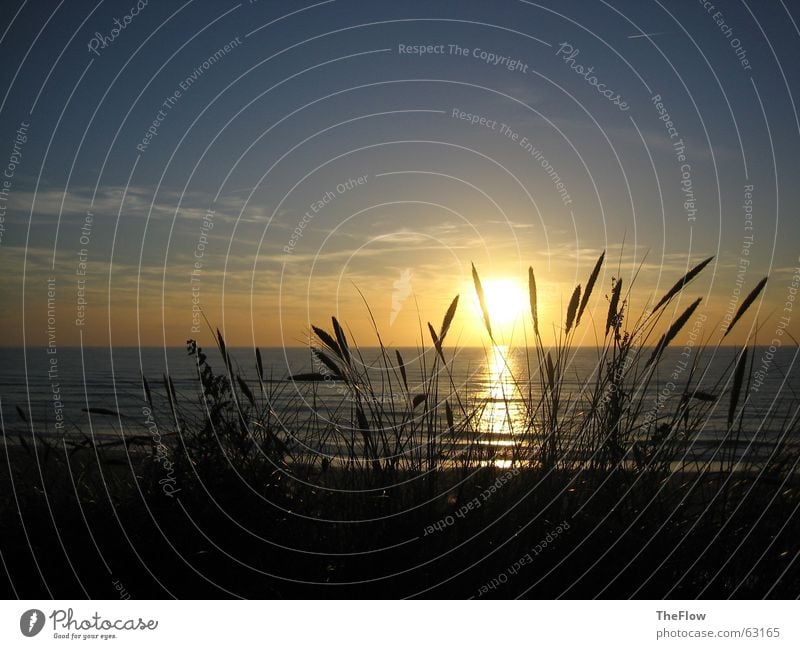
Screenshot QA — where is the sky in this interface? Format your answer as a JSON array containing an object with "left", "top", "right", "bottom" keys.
[{"left": 0, "top": 0, "right": 799, "bottom": 349}]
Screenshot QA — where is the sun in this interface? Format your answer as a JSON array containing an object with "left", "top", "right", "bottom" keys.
[{"left": 467, "top": 276, "right": 528, "bottom": 332}]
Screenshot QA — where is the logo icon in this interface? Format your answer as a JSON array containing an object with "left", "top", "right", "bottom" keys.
[
  {"left": 20, "top": 609, "right": 45, "bottom": 637},
  {"left": 390, "top": 268, "right": 413, "bottom": 326}
]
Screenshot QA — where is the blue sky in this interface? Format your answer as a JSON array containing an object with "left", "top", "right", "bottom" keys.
[{"left": 0, "top": 0, "right": 798, "bottom": 347}]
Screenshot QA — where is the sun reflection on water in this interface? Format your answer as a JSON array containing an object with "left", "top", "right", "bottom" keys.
[{"left": 477, "top": 345, "right": 526, "bottom": 465}]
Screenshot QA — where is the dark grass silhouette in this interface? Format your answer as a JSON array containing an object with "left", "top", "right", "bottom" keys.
[{"left": 2, "top": 256, "right": 799, "bottom": 598}]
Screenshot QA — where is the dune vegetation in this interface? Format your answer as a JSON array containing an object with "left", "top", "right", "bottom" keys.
[{"left": 3, "top": 254, "right": 799, "bottom": 598}]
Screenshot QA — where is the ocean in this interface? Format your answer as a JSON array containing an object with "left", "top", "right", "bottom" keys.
[{"left": 1, "top": 345, "right": 798, "bottom": 456}]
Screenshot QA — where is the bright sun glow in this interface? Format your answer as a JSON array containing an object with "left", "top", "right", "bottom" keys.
[{"left": 468, "top": 277, "right": 528, "bottom": 331}]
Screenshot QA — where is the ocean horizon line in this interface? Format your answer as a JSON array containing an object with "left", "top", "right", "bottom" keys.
[{"left": 0, "top": 343, "right": 773, "bottom": 350}]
